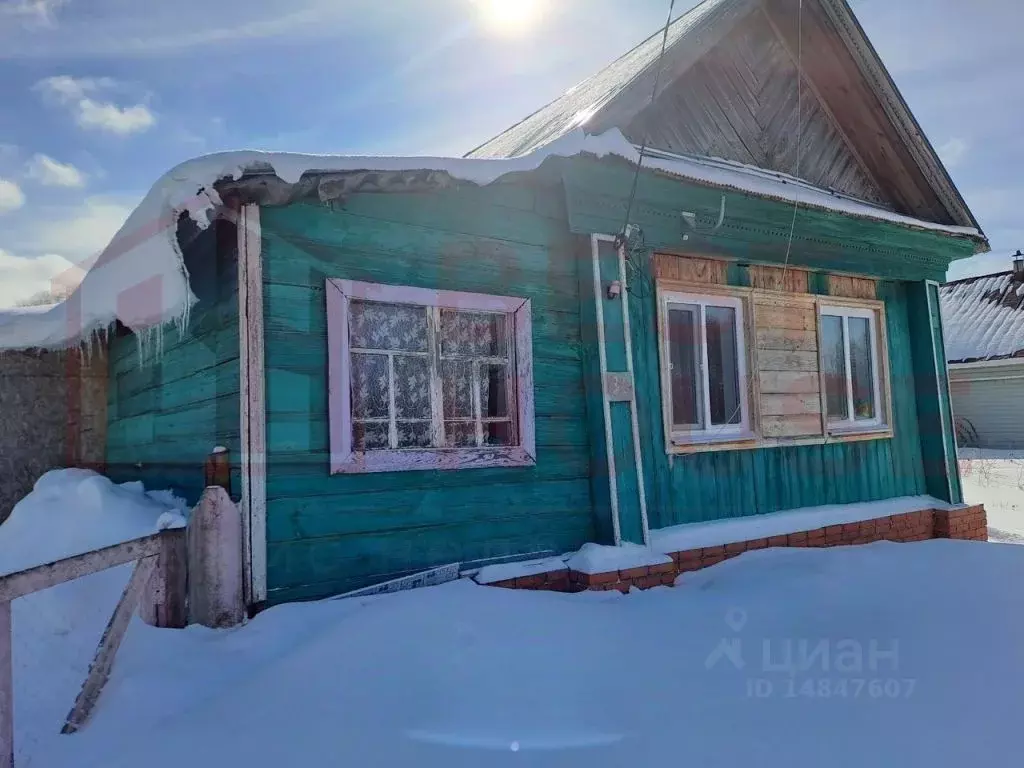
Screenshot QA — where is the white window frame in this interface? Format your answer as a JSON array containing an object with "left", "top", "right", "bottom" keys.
[
  {"left": 818, "top": 304, "right": 884, "bottom": 432},
  {"left": 658, "top": 290, "right": 751, "bottom": 445},
  {"left": 326, "top": 279, "right": 536, "bottom": 474}
]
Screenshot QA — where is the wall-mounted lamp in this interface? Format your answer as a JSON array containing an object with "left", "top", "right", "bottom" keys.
[{"left": 607, "top": 280, "right": 622, "bottom": 300}]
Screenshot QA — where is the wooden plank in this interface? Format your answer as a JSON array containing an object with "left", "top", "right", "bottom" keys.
[
  {"left": 756, "top": 327, "right": 817, "bottom": 352},
  {"left": 653, "top": 253, "right": 728, "bottom": 284},
  {"left": 762, "top": 414, "right": 824, "bottom": 438},
  {"left": 759, "top": 371, "right": 821, "bottom": 394},
  {"left": 239, "top": 204, "right": 268, "bottom": 607},
  {"left": 749, "top": 264, "right": 810, "bottom": 293},
  {"left": 754, "top": 305, "right": 816, "bottom": 330},
  {"left": 139, "top": 528, "right": 187, "bottom": 629},
  {"left": 828, "top": 274, "right": 877, "bottom": 300},
  {"left": 0, "top": 533, "right": 164, "bottom": 603},
  {"left": 757, "top": 350, "right": 819, "bottom": 372},
  {"left": 760, "top": 393, "right": 823, "bottom": 416},
  {"left": 0, "top": 601, "right": 10, "bottom": 768},
  {"left": 62, "top": 556, "right": 157, "bottom": 734}
]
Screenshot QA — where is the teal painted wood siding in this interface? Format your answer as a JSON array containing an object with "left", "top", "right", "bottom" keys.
[
  {"left": 106, "top": 220, "right": 241, "bottom": 504},
  {"left": 259, "top": 182, "right": 595, "bottom": 603},
  {"left": 629, "top": 279, "right": 926, "bottom": 527},
  {"left": 560, "top": 157, "right": 950, "bottom": 529}
]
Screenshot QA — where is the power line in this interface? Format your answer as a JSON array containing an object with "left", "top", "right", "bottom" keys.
[{"left": 619, "top": 0, "right": 676, "bottom": 242}]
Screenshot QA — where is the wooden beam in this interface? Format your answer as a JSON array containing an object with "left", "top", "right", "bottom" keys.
[
  {"left": 0, "top": 533, "right": 164, "bottom": 603},
  {"left": 238, "top": 204, "right": 267, "bottom": 606},
  {"left": 62, "top": 556, "right": 157, "bottom": 734},
  {"left": 0, "top": 601, "right": 11, "bottom": 768},
  {"left": 139, "top": 528, "right": 187, "bottom": 629}
]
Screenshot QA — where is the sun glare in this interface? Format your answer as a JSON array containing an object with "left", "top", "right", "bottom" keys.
[{"left": 478, "top": 0, "right": 542, "bottom": 35}]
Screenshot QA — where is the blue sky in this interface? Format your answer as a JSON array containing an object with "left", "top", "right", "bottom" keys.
[{"left": 0, "top": 0, "right": 1020, "bottom": 305}]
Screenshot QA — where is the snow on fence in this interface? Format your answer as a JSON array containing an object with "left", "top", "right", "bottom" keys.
[{"left": 0, "top": 527, "right": 186, "bottom": 768}]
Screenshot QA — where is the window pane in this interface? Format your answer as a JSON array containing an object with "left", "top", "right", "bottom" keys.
[
  {"left": 706, "top": 305, "right": 742, "bottom": 426},
  {"left": 441, "top": 361, "right": 474, "bottom": 418},
  {"left": 396, "top": 421, "right": 432, "bottom": 449},
  {"left": 849, "top": 316, "right": 876, "bottom": 421},
  {"left": 479, "top": 364, "right": 509, "bottom": 419},
  {"left": 668, "top": 306, "right": 702, "bottom": 428},
  {"left": 821, "top": 315, "right": 848, "bottom": 420},
  {"left": 353, "top": 422, "right": 390, "bottom": 451},
  {"left": 441, "top": 311, "right": 508, "bottom": 357},
  {"left": 350, "top": 353, "right": 389, "bottom": 419},
  {"left": 393, "top": 355, "right": 431, "bottom": 419},
  {"left": 445, "top": 422, "right": 477, "bottom": 448},
  {"left": 483, "top": 421, "right": 514, "bottom": 446},
  {"left": 349, "top": 301, "right": 428, "bottom": 352}
]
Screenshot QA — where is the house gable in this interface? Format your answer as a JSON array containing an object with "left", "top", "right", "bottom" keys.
[
  {"left": 620, "top": 8, "right": 888, "bottom": 207},
  {"left": 468, "top": 0, "right": 979, "bottom": 231}
]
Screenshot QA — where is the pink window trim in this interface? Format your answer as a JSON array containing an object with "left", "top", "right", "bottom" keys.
[{"left": 326, "top": 279, "right": 537, "bottom": 474}]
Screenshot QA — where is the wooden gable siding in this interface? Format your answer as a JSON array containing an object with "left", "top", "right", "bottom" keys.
[
  {"left": 626, "top": 9, "right": 886, "bottom": 208},
  {"left": 258, "top": 184, "right": 595, "bottom": 604},
  {"left": 759, "top": 0, "right": 952, "bottom": 223},
  {"left": 631, "top": 275, "right": 925, "bottom": 527},
  {"left": 106, "top": 220, "right": 242, "bottom": 505}
]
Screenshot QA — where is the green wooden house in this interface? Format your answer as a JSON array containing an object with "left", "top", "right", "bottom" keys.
[{"left": 1, "top": 0, "right": 988, "bottom": 607}]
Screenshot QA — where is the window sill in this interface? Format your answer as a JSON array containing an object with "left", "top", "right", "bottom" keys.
[
  {"left": 330, "top": 447, "right": 536, "bottom": 474},
  {"left": 826, "top": 424, "right": 892, "bottom": 442},
  {"left": 669, "top": 432, "right": 758, "bottom": 454}
]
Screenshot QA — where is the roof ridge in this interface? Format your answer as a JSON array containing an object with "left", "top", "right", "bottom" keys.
[{"left": 943, "top": 269, "right": 1013, "bottom": 287}]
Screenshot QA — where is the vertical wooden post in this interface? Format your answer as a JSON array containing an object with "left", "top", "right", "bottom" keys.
[
  {"left": 188, "top": 486, "right": 245, "bottom": 628},
  {"left": 0, "top": 600, "right": 13, "bottom": 768},
  {"left": 139, "top": 529, "right": 188, "bottom": 629}
]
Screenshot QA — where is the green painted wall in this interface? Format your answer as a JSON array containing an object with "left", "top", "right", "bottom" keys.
[
  {"left": 106, "top": 219, "right": 241, "bottom": 505},
  {"left": 561, "top": 157, "right": 960, "bottom": 529},
  {"left": 629, "top": 278, "right": 927, "bottom": 528},
  {"left": 259, "top": 181, "right": 596, "bottom": 603}
]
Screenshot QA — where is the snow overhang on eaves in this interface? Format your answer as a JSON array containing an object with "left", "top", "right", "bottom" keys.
[{"left": 0, "top": 129, "right": 986, "bottom": 352}]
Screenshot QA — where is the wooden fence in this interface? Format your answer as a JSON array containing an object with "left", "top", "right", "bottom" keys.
[{"left": 0, "top": 527, "right": 186, "bottom": 768}]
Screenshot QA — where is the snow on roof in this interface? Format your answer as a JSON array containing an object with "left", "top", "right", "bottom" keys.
[
  {"left": 0, "top": 128, "right": 983, "bottom": 352},
  {"left": 941, "top": 270, "right": 1024, "bottom": 363},
  {"left": 466, "top": 0, "right": 740, "bottom": 159}
]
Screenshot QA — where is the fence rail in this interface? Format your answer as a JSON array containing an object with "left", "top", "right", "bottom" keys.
[{"left": 0, "top": 527, "right": 186, "bottom": 768}]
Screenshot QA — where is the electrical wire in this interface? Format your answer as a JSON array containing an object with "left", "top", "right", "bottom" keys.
[
  {"left": 780, "top": 0, "right": 804, "bottom": 285},
  {"left": 618, "top": 0, "right": 676, "bottom": 246}
]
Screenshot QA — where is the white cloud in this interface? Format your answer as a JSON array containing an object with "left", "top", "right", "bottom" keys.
[
  {"left": 0, "top": 0, "right": 67, "bottom": 25},
  {"left": 26, "top": 153, "right": 87, "bottom": 187},
  {"left": 21, "top": 196, "right": 135, "bottom": 259},
  {"left": 938, "top": 137, "right": 970, "bottom": 168},
  {"left": 0, "top": 249, "right": 78, "bottom": 308},
  {"left": 0, "top": 178, "right": 26, "bottom": 213},
  {"left": 35, "top": 75, "right": 156, "bottom": 135}
]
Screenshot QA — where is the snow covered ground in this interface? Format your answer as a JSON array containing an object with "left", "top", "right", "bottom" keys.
[
  {"left": 959, "top": 448, "right": 1024, "bottom": 543},
  {"left": 0, "top": 470, "right": 188, "bottom": 764},
  {"left": 9, "top": 534, "right": 1022, "bottom": 766}
]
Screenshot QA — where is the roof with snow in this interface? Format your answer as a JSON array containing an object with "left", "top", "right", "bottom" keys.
[
  {"left": 941, "top": 270, "right": 1024, "bottom": 364},
  {"left": 0, "top": 131, "right": 984, "bottom": 353},
  {"left": 467, "top": 0, "right": 982, "bottom": 235}
]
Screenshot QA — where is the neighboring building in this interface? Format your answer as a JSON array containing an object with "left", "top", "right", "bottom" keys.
[
  {"left": 0, "top": 0, "right": 989, "bottom": 607},
  {"left": 941, "top": 254, "right": 1024, "bottom": 449}
]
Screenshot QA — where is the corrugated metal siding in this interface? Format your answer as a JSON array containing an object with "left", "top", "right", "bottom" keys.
[{"left": 950, "top": 363, "right": 1024, "bottom": 449}]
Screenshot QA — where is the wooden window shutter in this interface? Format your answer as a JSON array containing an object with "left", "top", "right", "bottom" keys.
[{"left": 752, "top": 295, "right": 824, "bottom": 439}]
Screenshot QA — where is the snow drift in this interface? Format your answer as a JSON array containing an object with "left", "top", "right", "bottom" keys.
[{"left": 14, "top": 534, "right": 1022, "bottom": 768}]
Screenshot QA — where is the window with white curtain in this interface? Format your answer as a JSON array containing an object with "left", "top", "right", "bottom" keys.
[{"left": 326, "top": 280, "right": 536, "bottom": 474}]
